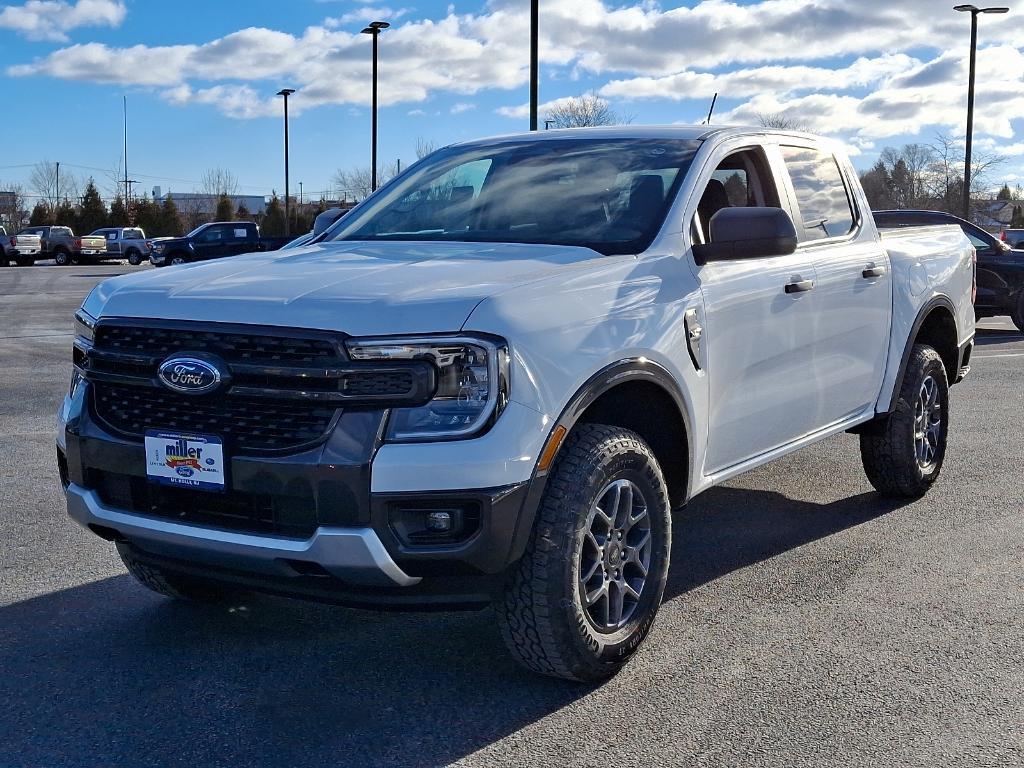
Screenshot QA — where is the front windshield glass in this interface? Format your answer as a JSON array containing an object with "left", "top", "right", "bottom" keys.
[
  {"left": 327, "top": 138, "right": 700, "bottom": 255},
  {"left": 185, "top": 224, "right": 209, "bottom": 238}
]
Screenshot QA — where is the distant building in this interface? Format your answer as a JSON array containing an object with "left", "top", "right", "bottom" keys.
[{"left": 152, "top": 186, "right": 267, "bottom": 216}]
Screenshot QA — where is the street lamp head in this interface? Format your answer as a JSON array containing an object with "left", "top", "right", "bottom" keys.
[
  {"left": 954, "top": 4, "right": 978, "bottom": 10},
  {"left": 980, "top": 6, "right": 1010, "bottom": 12},
  {"left": 361, "top": 20, "right": 390, "bottom": 33},
  {"left": 276, "top": 88, "right": 296, "bottom": 97}
]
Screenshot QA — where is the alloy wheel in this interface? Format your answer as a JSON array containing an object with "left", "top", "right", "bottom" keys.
[{"left": 578, "top": 478, "right": 653, "bottom": 632}]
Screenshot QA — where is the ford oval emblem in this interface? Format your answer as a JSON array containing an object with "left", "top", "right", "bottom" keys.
[{"left": 157, "top": 356, "right": 224, "bottom": 395}]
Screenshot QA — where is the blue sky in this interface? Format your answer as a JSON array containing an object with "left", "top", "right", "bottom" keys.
[{"left": 2, "top": 0, "right": 1024, "bottom": 203}]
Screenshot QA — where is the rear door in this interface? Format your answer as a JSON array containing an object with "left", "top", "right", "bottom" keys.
[
  {"left": 693, "top": 142, "right": 822, "bottom": 473},
  {"left": 778, "top": 144, "right": 891, "bottom": 427},
  {"left": 193, "top": 225, "right": 229, "bottom": 260},
  {"left": 227, "top": 224, "right": 258, "bottom": 256}
]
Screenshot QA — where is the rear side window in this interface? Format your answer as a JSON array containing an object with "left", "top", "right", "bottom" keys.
[{"left": 781, "top": 146, "right": 855, "bottom": 241}]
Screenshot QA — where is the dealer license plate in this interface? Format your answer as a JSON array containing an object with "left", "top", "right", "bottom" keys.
[{"left": 145, "top": 430, "right": 225, "bottom": 491}]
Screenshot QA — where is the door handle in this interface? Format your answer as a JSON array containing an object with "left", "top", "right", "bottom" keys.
[
  {"left": 862, "top": 264, "right": 886, "bottom": 278},
  {"left": 784, "top": 279, "right": 814, "bottom": 294}
]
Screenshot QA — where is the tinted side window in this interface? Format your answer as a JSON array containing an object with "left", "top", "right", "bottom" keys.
[{"left": 781, "top": 146, "right": 855, "bottom": 241}]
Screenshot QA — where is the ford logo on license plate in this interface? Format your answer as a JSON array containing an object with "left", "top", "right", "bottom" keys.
[{"left": 157, "top": 355, "right": 226, "bottom": 395}]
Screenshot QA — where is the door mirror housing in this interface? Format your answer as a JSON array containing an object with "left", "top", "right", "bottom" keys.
[{"left": 693, "top": 207, "right": 798, "bottom": 264}]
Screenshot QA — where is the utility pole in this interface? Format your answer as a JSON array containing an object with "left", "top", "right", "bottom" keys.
[
  {"left": 123, "top": 96, "right": 129, "bottom": 201},
  {"left": 529, "top": 0, "right": 539, "bottom": 131}
]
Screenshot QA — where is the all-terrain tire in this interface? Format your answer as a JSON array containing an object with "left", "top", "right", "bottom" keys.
[
  {"left": 1011, "top": 292, "right": 1024, "bottom": 333},
  {"left": 495, "top": 424, "right": 672, "bottom": 682},
  {"left": 118, "top": 544, "right": 239, "bottom": 602},
  {"left": 860, "top": 344, "right": 949, "bottom": 498}
]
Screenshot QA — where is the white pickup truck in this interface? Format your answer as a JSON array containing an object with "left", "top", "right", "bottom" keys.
[{"left": 59, "top": 127, "right": 975, "bottom": 681}]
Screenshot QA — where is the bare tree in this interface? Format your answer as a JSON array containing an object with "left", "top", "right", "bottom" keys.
[
  {"left": 29, "top": 161, "right": 77, "bottom": 210},
  {"left": 332, "top": 165, "right": 393, "bottom": 202},
  {"left": 200, "top": 168, "right": 240, "bottom": 198},
  {"left": 545, "top": 94, "right": 631, "bottom": 129},
  {"left": 755, "top": 112, "right": 812, "bottom": 132},
  {"left": 415, "top": 138, "right": 439, "bottom": 160}
]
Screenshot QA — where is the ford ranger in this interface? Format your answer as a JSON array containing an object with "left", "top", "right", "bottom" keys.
[{"left": 58, "top": 127, "right": 975, "bottom": 681}]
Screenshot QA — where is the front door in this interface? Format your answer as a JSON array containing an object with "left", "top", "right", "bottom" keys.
[
  {"left": 194, "top": 225, "right": 228, "bottom": 260},
  {"left": 694, "top": 145, "right": 822, "bottom": 473}
]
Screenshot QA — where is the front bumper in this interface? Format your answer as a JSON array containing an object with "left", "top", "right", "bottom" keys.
[{"left": 59, "top": 380, "right": 543, "bottom": 607}]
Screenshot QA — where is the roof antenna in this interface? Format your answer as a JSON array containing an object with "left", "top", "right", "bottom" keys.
[{"left": 705, "top": 92, "right": 718, "bottom": 125}]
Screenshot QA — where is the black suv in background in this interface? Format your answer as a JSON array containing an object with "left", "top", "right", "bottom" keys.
[
  {"left": 150, "top": 221, "right": 264, "bottom": 267},
  {"left": 874, "top": 209, "right": 1024, "bottom": 331}
]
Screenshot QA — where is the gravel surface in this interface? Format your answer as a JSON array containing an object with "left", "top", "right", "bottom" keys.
[{"left": 1, "top": 264, "right": 1022, "bottom": 768}]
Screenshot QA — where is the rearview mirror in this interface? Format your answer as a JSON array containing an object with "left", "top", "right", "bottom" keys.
[{"left": 693, "top": 207, "right": 798, "bottom": 264}]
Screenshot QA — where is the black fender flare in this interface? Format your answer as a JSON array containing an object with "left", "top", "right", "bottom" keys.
[
  {"left": 504, "top": 358, "right": 694, "bottom": 567},
  {"left": 880, "top": 295, "right": 958, "bottom": 414}
]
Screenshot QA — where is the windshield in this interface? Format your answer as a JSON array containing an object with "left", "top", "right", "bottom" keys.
[
  {"left": 186, "top": 224, "right": 209, "bottom": 238},
  {"left": 326, "top": 138, "right": 700, "bottom": 256}
]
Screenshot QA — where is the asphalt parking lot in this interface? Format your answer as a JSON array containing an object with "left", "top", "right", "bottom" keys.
[{"left": 1, "top": 264, "right": 1022, "bottom": 768}]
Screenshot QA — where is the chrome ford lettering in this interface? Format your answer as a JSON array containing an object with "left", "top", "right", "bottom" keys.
[{"left": 157, "top": 356, "right": 224, "bottom": 395}]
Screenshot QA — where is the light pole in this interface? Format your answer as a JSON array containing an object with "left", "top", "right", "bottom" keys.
[
  {"left": 276, "top": 88, "right": 296, "bottom": 235},
  {"left": 954, "top": 4, "right": 1009, "bottom": 220},
  {"left": 361, "top": 20, "right": 390, "bottom": 193},
  {"left": 530, "top": 0, "right": 539, "bottom": 131}
]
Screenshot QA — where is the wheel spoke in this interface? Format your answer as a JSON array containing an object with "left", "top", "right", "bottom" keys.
[
  {"left": 623, "top": 581, "right": 642, "bottom": 601},
  {"left": 607, "top": 580, "right": 625, "bottom": 627},
  {"left": 580, "top": 557, "right": 601, "bottom": 584},
  {"left": 617, "top": 482, "right": 633, "bottom": 529},
  {"left": 585, "top": 582, "right": 607, "bottom": 608}
]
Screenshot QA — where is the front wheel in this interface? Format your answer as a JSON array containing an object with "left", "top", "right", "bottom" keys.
[
  {"left": 860, "top": 344, "right": 949, "bottom": 498},
  {"left": 495, "top": 424, "right": 672, "bottom": 682},
  {"left": 169, "top": 254, "right": 187, "bottom": 265},
  {"left": 1011, "top": 292, "right": 1024, "bottom": 333}
]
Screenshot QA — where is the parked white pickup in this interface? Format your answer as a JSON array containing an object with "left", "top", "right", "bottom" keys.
[{"left": 60, "top": 126, "right": 975, "bottom": 681}]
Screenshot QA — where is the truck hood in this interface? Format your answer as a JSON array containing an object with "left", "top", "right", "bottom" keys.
[{"left": 84, "top": 240, "right": 615, "bottom": 335}]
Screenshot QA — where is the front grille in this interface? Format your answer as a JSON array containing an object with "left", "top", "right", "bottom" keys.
[
  {"left": 93, "top": 471, "right": 318, "bottom": 539},
  {"left": 93, "top": 383, "right": 338, "bottom": 452},
  {"left": 341, "top": 369, "right": 415, "bottom": 397},
  {"left": 95, "top": 324, "right": 343, "bottom": 366}
]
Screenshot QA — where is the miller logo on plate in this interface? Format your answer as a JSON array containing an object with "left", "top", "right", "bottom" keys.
[{"left": 157, "top": 356, "right": 225, "bottom": 395}]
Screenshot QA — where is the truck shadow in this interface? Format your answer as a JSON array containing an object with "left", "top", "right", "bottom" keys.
[{"left": 0, "top": 486, "right": 904, "bottom": 768}]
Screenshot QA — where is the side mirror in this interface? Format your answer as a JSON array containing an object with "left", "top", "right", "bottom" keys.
[{"left": 693, "top": 207, "right": 798, "bottom": 264}]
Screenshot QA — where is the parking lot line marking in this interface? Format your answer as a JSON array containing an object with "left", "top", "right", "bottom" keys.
[
  {"left": 0, "top": 333, "right": 72, "bottom": 340},
  {"left": 974, "top": 352, "right": 1024, "bottom": 359}
]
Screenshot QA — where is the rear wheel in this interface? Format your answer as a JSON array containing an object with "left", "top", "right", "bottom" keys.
[
  {"left": 53, "top": 249, "right": 71, "bottom": 266},
  {"left": 126, "top": 249, "right": 142, "bottom": 266},
  {"left": 495, "top": 424, "right": 672, "bottom": 682},
  {"left": 118, "top": 544, "right": 240, "bottom": 602},
  {"left": 860, "top": 344, "right": 949, "bottom": 498},
  {"left": 1011, "top": 292, "right": 1024, "bottom": 333}
]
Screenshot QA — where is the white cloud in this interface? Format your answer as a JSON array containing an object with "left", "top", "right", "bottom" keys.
[
  {"left": 450, "top": 102, "right": 475, "bottom": 114},
  {"left": 0, "top": 0, "right": 125, "bottom": 42},
  {"left": 6, "top": 0, "right": 1024, "bottom": 161},
  {"left": 323, "top": 6, "right": 412, "bottom": 28}
]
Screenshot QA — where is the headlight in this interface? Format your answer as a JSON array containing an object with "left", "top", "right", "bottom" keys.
[
  {"left": 346, "top": 335, "right": 509, "bottom": 441},
  {"left": 74, "top": 309, "right": 96, "bottom": 343},
  {"left": 152, "top": 243, "right": 166, "bottom": 253}
]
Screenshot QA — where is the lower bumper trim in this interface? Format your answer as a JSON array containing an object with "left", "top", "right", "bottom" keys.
[{"left": 65, "top": 483, "right": 420, "bottom": 588}]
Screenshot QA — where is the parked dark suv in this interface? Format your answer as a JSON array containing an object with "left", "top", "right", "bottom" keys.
[
  {"left": 874, "top": 209, "right": 1024, "bottom": 331},
  {"left": 150, "top": 221, "right": 263, "bottom": 267}
]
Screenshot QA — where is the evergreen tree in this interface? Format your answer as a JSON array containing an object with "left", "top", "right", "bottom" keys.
[
  {"left": 1011, "top": 205, "right": 1024, "bottom": 228},
  {"left": 54, "top": 198, "right": 77, "bottom": 229},
  {"left": 215, "top": 194, "right": 234, "bottom": 221},
  {"left": 997, "top": 184, "right": 1013, "bottom": 201},
  {"left": 859, "top": 160, "right": 895, "bottom": 210},
  {"left": 235, "top": 201, "right": 251, "bottom": 221},
  {"left": 29, "top": 202, "right": 49, "bottom": 226},
  {"left": 109, "top": 195, "right": 129, "bottom": 227},
  {"left": 262, "top": 195, "right": 286, "bottom": 236},
  {"left": 133, "top": 196, "right": 162, "bottom": 236},
  {"left": 78, "top": 179, "right": 109, "bottom": 233},
  {"left": 160, "top": 194, "right": 184, "bottom": 237}
]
